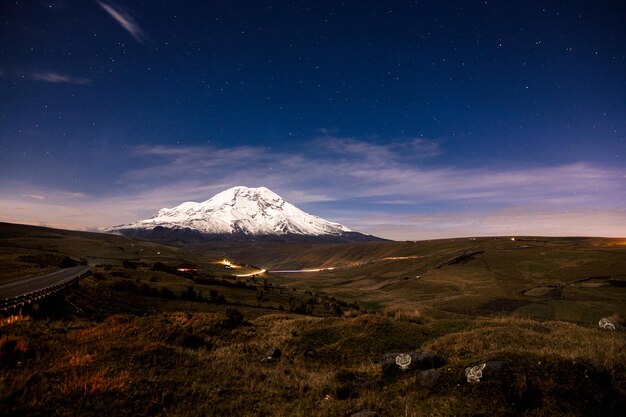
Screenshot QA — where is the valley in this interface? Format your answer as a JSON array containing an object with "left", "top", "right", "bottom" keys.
[{"left": 188, "top": 236, "right": 626, "bottom": 322}]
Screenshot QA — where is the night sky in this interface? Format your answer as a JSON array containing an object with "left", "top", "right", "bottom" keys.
[{"left": 1, "top": 0, "right": 624, "bottom": 239}]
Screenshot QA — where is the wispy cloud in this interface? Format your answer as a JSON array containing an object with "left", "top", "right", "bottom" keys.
[
  {"left": 97, "top": 1, "right": 148, "bottom": 44},
  {"left": 123, "top": 141, "right": 625, "bottom": 210},
  {"left": 30, "top": 71, "right": 91, "bottom": 84},
  {"left": 22, "top": 194, "right": 46, "bottom": 201},
  {"left": 1, "top": 136, "right": 624, "bottom": 239},
  {"left": 343, "top": 209, "right": 626, "bottom": 240},
  {"left": 316, "top": 136, "right": 442, "bottom": 161}
]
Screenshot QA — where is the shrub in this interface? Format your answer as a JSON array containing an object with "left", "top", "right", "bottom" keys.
[
  {"left": 224, "top": 308, "right": 244, "bottom": 328},
  {"left": 181, "top": 286, "right": 198, "bottom": 301},
  {"left": 111, "top": 280, "right": 167, "bottom": 299},
  {"left": 343, "top": 309, "right": 362, "bottom": 319},
  {"left": 60, "top": 257, "right": 79, "bottom": 268},
  {"left": 138, "top": 283, "right": 152, "bottom": 297},
  {"left": 159, "top": 287, "right": 176, "bottom": 299},
  {"left": 92, "top": 272, "right": 106, "bottom": 281},
  {"left": 0, "top": 336, "right": 31, "bottom": 365},
  {"left": 607, "top": 313, "right": 625, "bottom": 327},
  {"left": 152, "top": 262, "right": 192, "bottom": 278},
  {"left": 208, "top": 289, "right": 226, "bottom": 304},
  {"left": 332, "top": 303, "right": 343, "bottom": 316},
  {"left": 111, "top": 280, "right": 139, "bottom": 293},
  {"left": 151, "top": 262, "right": 168, "bottom": 272},
  {"left": 292, "top": 303, "right": 313, "bottom": 315},
  {"left": 122, "top": 260, "right": 138, "bottom": 269}
]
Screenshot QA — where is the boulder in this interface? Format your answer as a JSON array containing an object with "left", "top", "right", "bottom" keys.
[
  {"left": 465, "top": 361, "right": 504, "bottom": 384},
  {"left": 416, "top": 369, "right": 442, "bottom": 388},
  {"left": 382, "top": 351, "right": 445, "bottom": 378}
]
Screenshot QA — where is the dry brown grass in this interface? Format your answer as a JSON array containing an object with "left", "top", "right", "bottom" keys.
[
  {"left": 0, "top": 311, "right": 30, "bottom": 328},
  {"left": 342, "top": 309, "right": 362, "bottom": 318},
  {"left": 1, "top": 310, "right": 625, "bottom": 416},
  {"left": 422, "top": 315, "right": 626, "bottom": 369},
  {"left": 382, "top": 306, "right": 426, "bottom": 324},
  {"left": 61, "top": 368, "right": 130, "bottom": 395},
  {"left": 608, "top": 313, "right": 626, "bottom": 327},
  {"left": 0, "top": 334, "right": 30, "bottom": 365},
  {"left": 68, "top": 351, "right": 95, "bottom": 367}
]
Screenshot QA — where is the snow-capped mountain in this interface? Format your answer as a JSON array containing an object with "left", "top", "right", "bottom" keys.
[{"left": 106, "top": 186, "right": 381, "bottom": 242}]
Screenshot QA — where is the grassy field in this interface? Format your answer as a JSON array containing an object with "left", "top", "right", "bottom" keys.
[
  {"left": 1, "top": 223, "right": 625, "bottom": 416},
  {"left": 239, "top": 237, "right": 626, "bottom": 323}
]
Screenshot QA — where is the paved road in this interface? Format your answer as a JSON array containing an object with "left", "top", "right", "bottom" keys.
[{"left": 0, "top": 265, "right": 90, "bottom": 308}]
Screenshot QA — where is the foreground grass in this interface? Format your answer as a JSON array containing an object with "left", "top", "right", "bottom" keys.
[{"left": 2, "top": 308, "right": 624, "bottom": 416}]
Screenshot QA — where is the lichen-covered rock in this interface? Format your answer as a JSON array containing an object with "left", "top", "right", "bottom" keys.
[
  {"left": 381, "top": 351, "right": 445, "bottom": 378},
  {"left": 465, "top": 363, "right": 486, "bottom": 383},
  {"left": 598, "top": 318, "right": 616, "bottom": 330},
  {"left": 465, "top": 361, "right": 504, "bottom": 384}
]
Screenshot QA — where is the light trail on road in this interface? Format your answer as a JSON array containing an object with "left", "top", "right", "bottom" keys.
[
  {"left": 234, "top": 269, "right": 266, "bottom": 277},
  {"left": 268, "top": 267, "right": 336, "bottom": 273}
]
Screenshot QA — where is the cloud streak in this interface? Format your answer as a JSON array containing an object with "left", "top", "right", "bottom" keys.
[
  {"left": 97, "top": 1, "right": 148, "bottom": 44},
  {"left": 22, "top": 194, "right": 46, "bottom": 201},
  {"left": 30, "top": 71, "right": 91, "bottom": 84}
]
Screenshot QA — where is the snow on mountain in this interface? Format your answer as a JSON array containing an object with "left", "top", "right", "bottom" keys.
[{"left": 107, "top": 186, "right": 353, "bottom": 236}]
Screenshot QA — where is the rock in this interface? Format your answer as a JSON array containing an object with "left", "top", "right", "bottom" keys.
[
  {"left": 382, "top": 351, "right": 445, "bottom": 378},
  {"left": 350, "top": 411, "right": 380, "bottom": 417},
  {"left": 261, "top": 348, "right": 282, "bottom": 362},
  {"left": 416, "top": 369, "right": 442, "bottom": 388},
  {"left": 465, "top": 363, "right": 486, "bottom": 384},
  {"left": 465, "top": 361, "right": 504, "bottom": 384},
  {"left": 598, "top": 318, "right": 616, "bottom": 330}
]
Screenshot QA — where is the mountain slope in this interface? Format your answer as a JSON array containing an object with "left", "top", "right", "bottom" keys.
[{"left": 106, "top": 186, "right": 383, "bottom": 242}]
